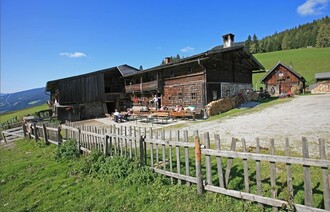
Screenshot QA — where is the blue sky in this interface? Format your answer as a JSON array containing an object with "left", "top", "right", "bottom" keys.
[{"left": 1, "top": 0, "right": 329, "bottom": 93}]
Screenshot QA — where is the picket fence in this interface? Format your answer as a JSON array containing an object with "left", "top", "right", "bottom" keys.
[{"left": 19, "top": 122, "right": 330, "bottom": 211}]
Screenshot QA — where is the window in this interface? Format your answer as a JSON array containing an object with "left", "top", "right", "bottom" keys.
[
  {"left": 191, "top": 92, "right": 196, "bottom": 100},
  {"left": 178, "top": 93, "right": 183, "bottom": 100}
]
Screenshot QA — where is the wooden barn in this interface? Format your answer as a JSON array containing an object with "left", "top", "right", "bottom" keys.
[
  {"left": 123, "top": 34, "right": 265, "bottom": 112},
  {"left": 260, "top": 62, "right": 306, "bottom": 95},
  {"left": 46, "top": 65, "right": 138, "bottom": 122}
]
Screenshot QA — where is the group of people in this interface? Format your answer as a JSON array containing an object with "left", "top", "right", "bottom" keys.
[{"left": 113, "top": 109, "right": 132, "bottom": 123}]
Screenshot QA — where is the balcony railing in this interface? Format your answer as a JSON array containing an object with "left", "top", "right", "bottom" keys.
[{"left": 125, "top": 80, "right": 158, "bottom": 93}]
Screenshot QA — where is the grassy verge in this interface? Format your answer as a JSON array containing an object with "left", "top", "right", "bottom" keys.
[
  {"left": 0, "top": 104, "right": 48, "bottom": 125},
  {"left": 0, "top": 140, "right": 262, "bottom": 211}
]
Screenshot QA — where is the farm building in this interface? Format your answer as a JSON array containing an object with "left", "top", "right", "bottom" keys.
[
  {"left": 46, "top": 65, "right": 139, "bottom": 122},
  {"left": 260, "top": 62, "right": 306, "bottom": 95},
  {"left": 311, "top": 72, "right": 330, "bottom": 94},
  {"left": 123, "top": 33, "right": 265, "bottom": 113},
  {"left": 315, "top": 72, "right": 330, "bottom": 82}
]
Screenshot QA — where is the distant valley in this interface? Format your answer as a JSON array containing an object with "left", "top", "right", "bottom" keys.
[{"left": 0, "top": 87, "right": 49, "bottom": 114}]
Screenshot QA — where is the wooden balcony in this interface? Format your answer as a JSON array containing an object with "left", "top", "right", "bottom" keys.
[{"left": 125, "top": 80, "right": 158, "bottom": 93}]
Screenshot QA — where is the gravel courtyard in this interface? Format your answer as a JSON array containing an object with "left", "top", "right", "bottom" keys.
[
  {"left": 89, "top": 94, "right": 330, "bottom": 156},
  {"left": 179, "top": 94, "right": 330, "bottom": 156}
]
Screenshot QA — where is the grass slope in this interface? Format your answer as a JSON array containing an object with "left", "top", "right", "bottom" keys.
[
  {"left": 0, "top": 141, "right": 262, "bottom": 211},
  {"left": 253, "top": 47, "right": 330, "bottom": 88},
  {"left": 0, "top": 103, "right": 48, "bottom": 125}
]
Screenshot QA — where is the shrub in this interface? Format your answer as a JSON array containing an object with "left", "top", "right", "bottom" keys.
[{"left": 54, "top": 139, "right": 79, "bottom": 160}]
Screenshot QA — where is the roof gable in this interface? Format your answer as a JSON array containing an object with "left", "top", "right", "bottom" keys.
[{"left": 260, "top": 61, "right": 305, "bottom": 83}]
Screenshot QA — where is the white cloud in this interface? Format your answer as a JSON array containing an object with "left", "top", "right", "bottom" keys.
[
  {"left": 181, "top": 46, "right": 194, "bottom": 53},
  {"left": 297, "top": 0, "right": 329, "bottom": 16},
  {"left": 59, "top": 52, "right": 87, "bottom": 58}
]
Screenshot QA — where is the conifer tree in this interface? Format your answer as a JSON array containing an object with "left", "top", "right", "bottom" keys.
[{"left": 316, "top": 23, "right": 330, "bottom": 47}]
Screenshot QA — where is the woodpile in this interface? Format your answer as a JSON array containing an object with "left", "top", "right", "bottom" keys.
[
  {"left": 206, "top": 95, "right": 244, "bottom": 116},
  {"left": 311, "top": 82, "right": 330, "bottom": 94}
]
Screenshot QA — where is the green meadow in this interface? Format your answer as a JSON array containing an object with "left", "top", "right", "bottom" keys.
[{"left": 253, "top": 47, "right": 330, "bottom": 89}]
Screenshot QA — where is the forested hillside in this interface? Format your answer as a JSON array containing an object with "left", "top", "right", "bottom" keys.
[{"left": 245, "top": 16, "right": 330, "bottom": 54}]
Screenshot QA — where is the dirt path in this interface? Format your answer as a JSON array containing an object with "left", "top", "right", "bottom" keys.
[{"left": 180, "top": 94, "right": 330, "bottom": 156}]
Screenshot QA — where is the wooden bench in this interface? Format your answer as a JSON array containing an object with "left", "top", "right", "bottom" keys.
[
  {"left": 170, "top": 110, "right": 195, "bottom": 120},
  {"left": 153, "top": 111, "right": 171, "bottom": 123}
]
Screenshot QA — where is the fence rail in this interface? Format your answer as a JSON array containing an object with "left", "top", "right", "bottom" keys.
[{"left": 10, "top": 122, "right": 330, "bottom": 211}]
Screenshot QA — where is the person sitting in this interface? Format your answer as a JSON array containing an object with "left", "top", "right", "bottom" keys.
[
  {"left": 123, "top": 109, "right": 132, "bottom": 120},
  {"left": 176, "top": 105, "right": 183, "bottom": 112},
  {"left": 159, "top": 105, "right": 168, "bottom": 111},
  {"left": 113, "top": 109, "right": 122, "bottom": 123}
]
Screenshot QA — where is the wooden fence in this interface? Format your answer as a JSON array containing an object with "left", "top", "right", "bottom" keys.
[{"left": 18, "top": 123, "right": 330, "bottom": 211}]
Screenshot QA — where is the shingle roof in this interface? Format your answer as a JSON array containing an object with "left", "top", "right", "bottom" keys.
[
  {"left": 123, "top": 44, "right": 264, "bottom": 77},
  {"left": 315, "top": 72, "right": 330, "bottom": 80},
  {"left": 46, "top": 64, "right": 139, "bottom": 91}
]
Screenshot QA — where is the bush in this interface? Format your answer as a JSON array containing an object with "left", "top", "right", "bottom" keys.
[{"left": 54, "top": 139, "right": 79, "bottom": 160}]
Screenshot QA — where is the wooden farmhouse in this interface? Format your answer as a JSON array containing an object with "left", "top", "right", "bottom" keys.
[
  {"left": 260, "top": 62, "right": 306, "bottom": 95},
  {"left": 123, "top": 34, "right": 264, "bottom": 112},
  {"left": 46, "top": 65, "right": 139, "bottom": 122}
]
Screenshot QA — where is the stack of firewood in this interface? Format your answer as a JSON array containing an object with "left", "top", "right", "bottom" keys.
[{"left": 311, "top": 82, "right": 330, "bottom": 94}]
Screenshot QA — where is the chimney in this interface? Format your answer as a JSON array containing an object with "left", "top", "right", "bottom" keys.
[
  {"left": 222, "top": 33, "right": 235, "bottom": 48},
  {"left": 164, "top": 57, "right": 171, "bottom": 64}
]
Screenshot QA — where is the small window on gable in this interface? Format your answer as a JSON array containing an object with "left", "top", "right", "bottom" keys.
[
  {"left": 191, "top": 93, "right": 196, "bottom": 100},
  {"left": 178, "top": 93, "right": 183, "bottom": 100}
]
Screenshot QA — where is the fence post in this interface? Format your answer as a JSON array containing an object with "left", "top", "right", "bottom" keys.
[
  {"left": 302, "top": 137, "right": 313, "bottom": 207},
  {"left": 194, "top": 133, "right": 203, "bottom": 195},
  {"left": 57, "top": 126, "right": 62, "bottom": 146},
  {"left": 139, "top": 129, "right": 145, "bottom": 166},
  {"left": 42, "top": 124, "right": 49, "bottom": 145},
  {"left": 104, "top": 134, "right": 108, "bottom": 157},
  {"left": 204, "top": 132, "right": 212, "bottom": 186},
  {"left": 319, "top": 138, "right": 329, "bottom": 210},
  {"left": 34, "top": 123, "right": 38, "bottom": 142},
  {"left": 22, "top": 123, "right": 27, "bottom": 139},
  {"left": 76, "top": 128, "right": 81, "bottom": 153}
]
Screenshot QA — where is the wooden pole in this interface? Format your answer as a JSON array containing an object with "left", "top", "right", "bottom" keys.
[
  {"left": 57, "top": 126, "right": 62, "bottom": 146},
  {"left": 302, "top": 137, "right": 313, "bottom": 207},
  {"left": 22, "top": 123, "right": 27, "bottom": 139},
  {"left": 255, "top": 137, "right": 263, "bottom": 209},
  {"left": 139, "top": 129, "right": 144, "bottom": 166},
  {"left": 242, "top": 138, "right": 249, "bottom": 193},
  {"left": 77, "top": 128, "right": 81, "bottom": 154},
  {"left": 204, "top": 132, "right": 212, "bottom": 185},
  {"left": 194, "top": 134, "right": 203, "bottom": 195},
  {"left": 318, "top": 138, "right": 330, "bottom": 210},
  {"left": 34, "top": 123, "right": 38, "bottom": 142},
  {"left": 269, "top": 138, "right": 277, "bottom": 212},
  {"left": 184, "top": 130, "right": 190, "bottom": 186},
  {"left": 215, "top": 134, "right": 224, "bottom": 188},
  {"left": 42, "top": 124, "right": 49, "bottom": 145}
]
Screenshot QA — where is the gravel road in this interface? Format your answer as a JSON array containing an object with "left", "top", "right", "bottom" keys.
[
  {"left": 179, "top": 94, "right": 330, "bottom": 156},
  {"left": 88, "top": 94, "right": 330, "bottom": 157}
]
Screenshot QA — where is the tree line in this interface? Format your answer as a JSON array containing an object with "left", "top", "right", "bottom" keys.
[{"left": 245, "top": 16, "right": 330, "bottom": 54}]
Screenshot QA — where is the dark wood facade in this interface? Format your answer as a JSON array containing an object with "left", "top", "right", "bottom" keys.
[
  {"left": 260, "top": 62, "right": 306, "bottom": 95},
  {"left": 46, "top": 65, "right": 138, "bottom": 122},
  {"left": 123, "top": 44, "right": 264, "bottom": 112}
]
